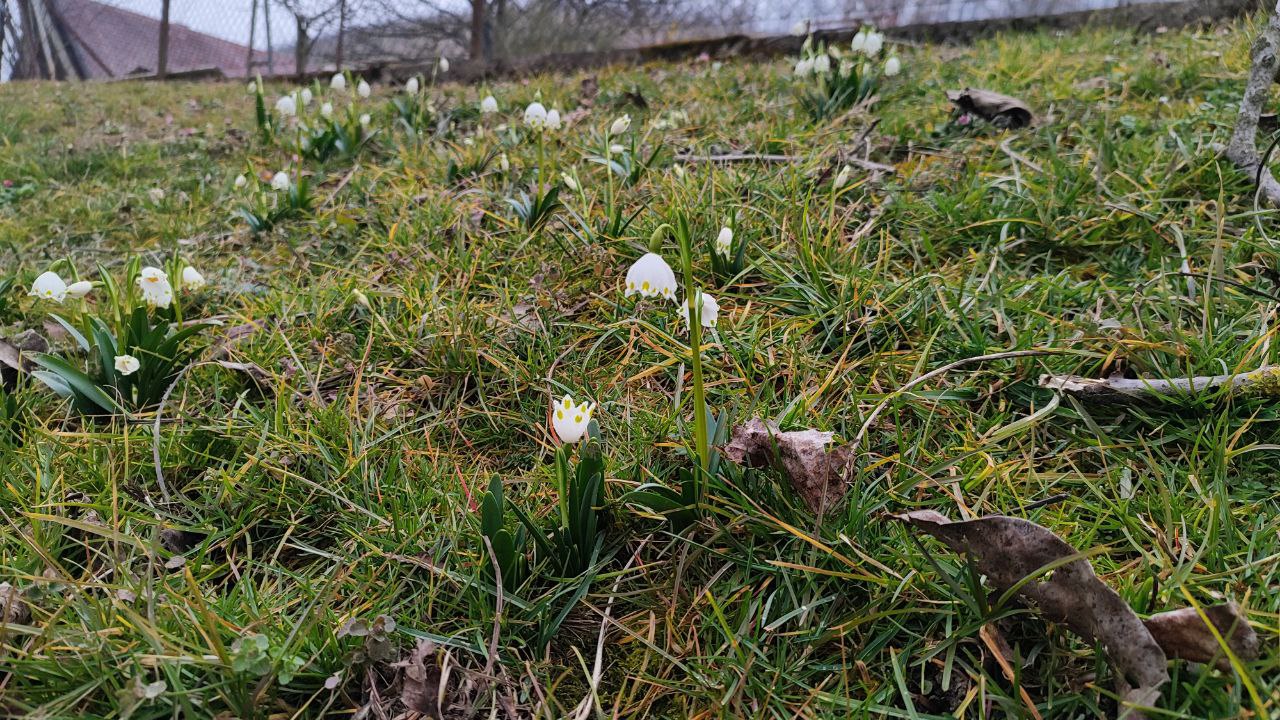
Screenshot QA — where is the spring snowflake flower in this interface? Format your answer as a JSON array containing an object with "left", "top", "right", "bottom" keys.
[
  {"left": 794, "top": 57, "right": 813, "bottom": 77},
  {"left": 480, "top": 95, "right": 498, "bottom": 113},
  {"left": 609, "top": 143, "right": 625, "bottom": 154},
  {"left": 524, "top": 101, "right": 548, "bottom": 129},
  {"left": 137, "top": 267, "right": 173, "bottom": 308},
  {"left": 715, "top": 227, "right": 733, "bottom": 257},
  {"left": 546, "top": 109, "right": 562, "bottom": 131},
  {"left": 234, "top": 174, "right": 248, "bottom": 188},
  {"left": 29, "top": 271, "right": 68, "bottom": 302},
  {"left": 624, "top": 253, "right": 677, "bottom": 301},
  {"left": 438, "top": 56, "right": 449, "bottom": 73},
  {"left": 863, "top": 31, "right": 884, "bottom": 56},
  {"left": 182, "top": 265, "right": 206, "bottom": 289},
  {"left": 561, "top": 173, "right": 578, "bottom": 191},
  {"left": 812, "top": 54, "right": 831, "bottom": 74},
  {"left": 148, "top": 187, "right": 166, "bottom": 203},
  {"left": 66, "top": 280, "right": 93, "bottom": 299},
  {"left": 405, "top": 77, "right": 419, "bottom": 94},
  {"left": 330, "top": 73, "right": 346, "bottom": 91},
  {"left": 357, "top": 80, "right": 371, "bottom": 98},
  {"left": 114, "top": 355, "right": 140, "bottom": 376},
  {"left": 499, "top": 153, "right": 510, "bottom": 172},
  {"left": 834, "top": 165, "right": 852, "bottom": 187},
  {"left": 679, "top": 293, "right": 720, "bottom": 329},
  {"left": 275, "top": 94, "right": 297, "bottom": 116},
  {"left": 320, "top": 102, "right": 333, "bottom": 118},
  {"left": 359, "top": 113, "right": 371, "bottom": 126},
  {"left": 300, "top": 88, "right": 313, "bottom": 106},
  {"left": 552, "top": 394, "right": 595, "bottom": 444},
  {"left": 271, "top": 171, "right": 291, "bottom": 191},
  {"left": 246, "top": 81, "right": 257, "bottom": 94},
  {"left": 610, "top": 114, "right": 631, "bottom": 135},
  {"left": 851, "top": 31, "right": 867, "bottom": 53},
  {"left": 884, "top": 56, "right": 901, "bottom": 76},
  {"left": 790, "top": 19, "right": 809, "bottom": 36}
]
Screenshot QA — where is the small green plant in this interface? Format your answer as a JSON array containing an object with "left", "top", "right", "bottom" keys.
[
  {"left": 478, "top": 474, "right": 530, "bottom": 590},
  {"left": 233, "top": 172, "right": 314, "bottom": 234},
  {"left": 506, "top": 184, "right": 563, "bottom": 233},
  {"left": 793, "top": 28, "right": 897, "bottom": 121},
  {"left": 298, "top": 109, "right": 375, "bottom": 161},
  {"left": 445, "top": 145, "right": 498, "bottom": 185},
  {"left": 391, "top": 93, "right": 437, "bottom": 141}
]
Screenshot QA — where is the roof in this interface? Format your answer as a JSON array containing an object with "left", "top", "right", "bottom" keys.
[{"left": 49, "top": 0, "right": 294, "bottom": 79}]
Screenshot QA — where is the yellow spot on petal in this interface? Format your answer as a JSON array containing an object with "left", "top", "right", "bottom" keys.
[
  {"left": 557, "top": 410, "right": 564, "bottom": 419},
  {"left": 574, "top": 415, "right": 582, "bottom": 423}
]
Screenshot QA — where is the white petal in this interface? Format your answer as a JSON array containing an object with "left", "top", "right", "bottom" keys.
[
  {"left": 30, "top": 271, "right": 68, "bottom": 302},
  {"left": 623, "top": 253, "right": 678, "bottom": 300},
  {"left": 65, "top": 281, "right": 93, "bottom": 299}
]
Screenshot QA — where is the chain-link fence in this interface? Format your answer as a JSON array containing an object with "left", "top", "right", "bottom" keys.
[{"left": 0, "top": 0, "right": 1218, "bottom": 83}]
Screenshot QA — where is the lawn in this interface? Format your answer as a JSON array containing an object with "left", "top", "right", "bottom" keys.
[{"left": 0, "top": 14, "right": 1277, "bottom": 720}]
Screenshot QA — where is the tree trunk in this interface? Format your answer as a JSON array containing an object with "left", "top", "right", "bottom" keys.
[
  {"left": 294, "top": 13, "right": 307, "bottom": 81},
  {"left": 245, "top": 0, "right": 257, "bottom": 76},
  {"left": 335, "top": 0, "right": 347, "bottom": 70},
  {"left": 1225, "top": 0, "right": 1280, "bottom": 205},
  {"left": 157, "top": 0, "right": 171, "bottom": 77},
  {"left": 470, "top": 0, "right": 486, "bottom": 63}
]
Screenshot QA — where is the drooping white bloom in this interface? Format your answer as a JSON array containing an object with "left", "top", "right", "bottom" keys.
[
  {"left": 29, "top": 271, "right": 68, "bottom": 302},
  {"left": 812, "top": 54, "right": 831, "bottom": 74},
  {"left": 66, "top": 280, "right": 93, "bottom": 299},
  {"left": 234, "top": 174, "right": 248, "bottom": 189},
  {"left": 136, "top": 267, "right": 173, "bottom": 308},
  {"left": 851, "top": 30, "right": 868, "bottom": 53},
  {"left": 790, "top": 19, "right": 809, "bottom": 36},
  {"left": 271, "top": 171, "right": 291, "bottom": 191},
  {"left": 561, "top": 173, "right": 578, "bottom": 191},
  {"left": 794, "top": 57, "right": 813, "bottom": 77},
  {"left": 834, "top": 165, "right": 852, "bottom": 187},
  {"left": 275, "top": 94, "right": 297, "bottom": 116},
  {"left": 546, "top": 109, "right": 561, "bottom": 131},
  {"left": 320, "top": 102, "right": 334, "bottom": 118},
  {"left": 359, "top": 113, "right": 371, "bottom": 127},
  {"left": 863, "top": 31, "right": 884, "bottom": 56},
  {"left": 357, "top": 79, "right": 371, "bottom": 98},
  {"left": 610, "top": 114, "right": 631, "bottom": 135},
  {"left": 246, "top": 81, "right": 257, "bottom": 94},
  {"left": 148, "top": 187, "right": 166, "bottom": 204},
  {"left": 623, "top": 253, "right": 677, "bottom": 301},
  {"left": 405, "top": 77, "right": 419, "bottom": 94},
  {"left": 300, "top": 88, "right": 313, "bottom": 106},
  {"left": 480, "top": 95, "right": 498, "bottom": 113},
  {"left": 715, "top": 227, "right": 733, "bottom": 257},
  {"left": 679, "top": 293, "right": 720, "bottom": 329},
  {"left": 182, "top": 265, "right": 206, "bottom": 289},
  {"left": 499, "top": 153, "right": 510, "bottom": 172},
  {"left": 552, "top": 394, "right": 595, "bottom": 444},
  {"left": 609, "top": 143, "right": 625, "bottom": 155},
  {"left": 438, "top": 56, "right": 450, "bottom": 73},
  {"left": 330, "top": 73, "right": 346, "bottom": 91},
  {"left": 114, "top": 354, "right": 140, "bottom": 376},
  {"left": 523, "top": 101, "right": 547, "bottom": 129},
  {"left": 884, "top": 56, "right": 901, "bottom": 76}
]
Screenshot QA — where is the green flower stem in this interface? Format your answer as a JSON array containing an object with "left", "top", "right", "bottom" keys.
[{"left": 676, "top": 215, "right": 710, "bottom": 503}]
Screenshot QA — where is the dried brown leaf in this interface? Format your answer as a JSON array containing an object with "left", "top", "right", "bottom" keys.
[
  {"left": 946, "top": 88, "right": 1033, "bottom": 129},
  {"left": 723, "top": 419, "right": 853, "bottom": 513},
  {"left": 894, "top": 510, "right": 1167, "bottom": 718},
  {"left": 0, "top": 582, "right": 29, "bottom": 624},
  {"left": 1144, "top": 603, "right": 1258, "bottom": 671},
  {"left": 399, "top": 638, "right": 445, "bottom": 716}
]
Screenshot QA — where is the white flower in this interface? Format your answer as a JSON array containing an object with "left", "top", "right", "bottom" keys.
[
  {"left": 884, "top": 56, "right": 901, "bottom": 76},
  {"left": 438, "top": 56, "right": 449, "bottom": 73},
  {"left": 359, "top": 113, "right": 371, "bottom": 127},
  {"left": 864, "top": 31, "right": 884, "bottom": 56},
  {"left": 320, "top": 101, "right": 333, "bottom": 118},
  {"left": 851, "top": 30, "right": 867, "bottom": 53},
  {"left": 66, "top": 280, "right": 93, "bottom": 299},
  {"left": 546, "top": 109, "right": 561, "bottom": 131},
  {"left": 234, "top": 174, "right": 247, "bottom": 189},
  {"left": 480, "top": 95, "right": 498, "bottom": 113},
  {"left": 330, "top": 73, "right": 346, "bottom": 91},
  {"left": 609, "top": 143, "right": 625, "bottom": 155},
  {"left": 357, "top": 80, "right": 371, "bottom": 98},
  {"left": 679, "top": 293, "right": 720, "bottom": 330},
  {"left": 623, "top": 253, "right": 677, "bottom": 301},
  {"left": 137, "top": 267, "right": 173, "bottom": 308},
  {"left": 552, "top": 394, "right": 595, "bottom": 444},
  {"left": 561, "top": 172, "right": 578, "bottom": 191},
  {"left": 405, "top": 77, "right": 419, "bottom": 94},
  {"left": 790, "top": 19, "right": 809, "bottom": 36},
  {"left": 271, "top": 171, "right": 291, "bottom": 191},
  {"left": 812, "top": 54, "right": 831, "bottom": 74},
  {"left": 499, "top": 153, "right": 510, "bottom": 172},
  {"left": 794, "top": 57, "right": 813, "bottom": 77},
  {"left": 275, "top": 94, "right": 297, "bottom": 116},
  {"left": 300, "top": 88, "right": 313, "bottom": 106},
  {"left": 246, "top": 81, "right": 257, "bottom": 94},
  {"left": 182, "top": 265, "right": 206, "bottom": 289},
  {"left": 715, "top": 227, "right": 733, "bottom": 257},
  {"left": 29, "top": 271, "right": 68, "bottom": 302},
  {"left": 523, "top": 101, "right": 547, "bottom": 129},
  {"left": 610, "top": 114, "right": 631, "bottom": 135},
  {"left": 148, "top": 187, "right": 166, "bottom": 204},
  {"left": 834, "top": 165, "right": 852, "bottom": 187},
  {"left": 114, "top": 354, "right": 140, "bottom": 376}
]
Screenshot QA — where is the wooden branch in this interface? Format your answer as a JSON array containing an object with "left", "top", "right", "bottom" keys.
[
  {"left": 1225, "top": 0, "right": 1280, "bottom": 206},
  {"left": 1039, "top": 367, "right": 1280, "bottom": 403}
]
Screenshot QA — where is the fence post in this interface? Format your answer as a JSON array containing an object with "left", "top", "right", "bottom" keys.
[
  {"left": 246, "top": 0, "right": 258, "bottom": 76},
  {"left": 157, "top": 0, "right": 170, "bottom": 77},
  {"left": 335, "top": 0, "right": 346, "bottom": 70}
]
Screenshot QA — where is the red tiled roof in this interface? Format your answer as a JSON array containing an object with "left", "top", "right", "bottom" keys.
[{"left": 51, "top": 0, "right": 294, "bottom": 79}]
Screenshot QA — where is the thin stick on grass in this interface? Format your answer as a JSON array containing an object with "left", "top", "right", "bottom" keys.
[{"left": 1039, "top": 366, "right": 1279, "bottom": 403}]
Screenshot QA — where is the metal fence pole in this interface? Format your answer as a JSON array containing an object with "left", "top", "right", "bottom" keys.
[{"left": 157, "top": 0, "right": 170, "bottom": 77}]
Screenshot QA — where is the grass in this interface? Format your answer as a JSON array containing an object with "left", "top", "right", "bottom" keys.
[{"left": 0, "top": 14, "right": 1278, "bottom": 719}]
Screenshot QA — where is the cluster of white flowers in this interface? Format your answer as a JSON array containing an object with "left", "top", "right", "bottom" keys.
[
  {"left": 480, "top": 95, "right": 499, "bottom": 114},
  {"left": 137, "top": 266, "right": 174, "bottom": 308},
  {"left": 523, "top": 102, "right": 562, "bottom": 131},
  {"left": 28, "top": 271, "right": 91, "bottom": 303},
  {"left": 793, "top": 26, "right": 902, "bottom": 79}
]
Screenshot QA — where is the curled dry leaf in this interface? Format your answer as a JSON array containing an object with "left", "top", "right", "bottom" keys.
[
  {"left": 722, "top": 418, "right": 854, "bottom": 513},
  {"left": 1143, "top": 603, "right": 1259, "bottom": 672},
  {"left": 895, "top": 510, "right": 1167, "bottom": 718},
  {"left": 0, "top": 582, "right": 29, "bottom": 624},
  {"left": 946, "top": 88, "right": 1033, "bottom": 129},
  {"left": 399, "top": 637, "right": 446, "bottom": 716}
]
